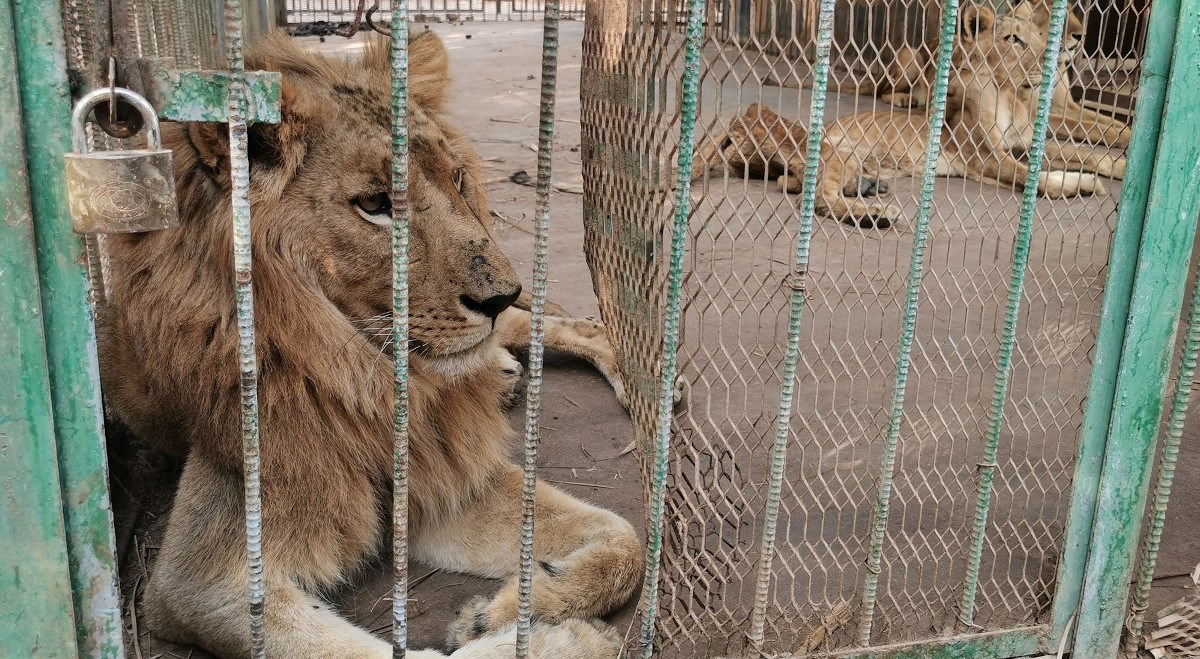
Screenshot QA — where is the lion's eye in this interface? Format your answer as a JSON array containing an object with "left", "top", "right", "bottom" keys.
[
  {"left": 453, "top": 168, "right": 466, "bottom": 194},
  {"left": 1005, "top": 35, "right": 1026, "bottom": 46},
  {"left": 354, "top": 193, "right": 392, "bottom": 227}
]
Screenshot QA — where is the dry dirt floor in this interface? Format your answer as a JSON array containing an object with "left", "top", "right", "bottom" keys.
[{"left": 110, "top": 19, "right": 1199, "bottom": 658}]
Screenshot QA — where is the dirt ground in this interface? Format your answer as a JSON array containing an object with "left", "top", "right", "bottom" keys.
[{"left": 110, "top": 20, "right": 1199, "bottom": 658}]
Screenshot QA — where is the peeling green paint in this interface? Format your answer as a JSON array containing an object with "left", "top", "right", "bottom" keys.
[
  {"left": 0, "top": 2, "right": 80, "bottom": 657},
  {"left": 1070, "top": 0, "right": 1200, "bottom": 654},
  {"left": 8, "top": 0, "right": 124, "bottom": 656},
  {"left": 143, "top": 60, "right": 282, "bottom": 124}
]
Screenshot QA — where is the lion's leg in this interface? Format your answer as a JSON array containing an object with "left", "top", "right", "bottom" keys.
[
  {"left": 493, "top": 306, "right": 685, "bottom": 409},
  {"left": 447, "top": 619, "right": 620, "bottom": 659},
  {"left": 879, "top": 45, "right": 925, "bottom": 108},
  {"left": 147, "top": 453, "right": 611, "bottom": 658},
  {"left": 144, "top": 457, "right": 396, "bottom": 659},
  {"left": 410, "top": 464, "right": 642, "bottom": 650},
  {"left": 971, "top": 151, "right": 1106, "bottom": 198},
  {"left": 1049, "top": 102, "right": 1132, "bottom": 148},
  {"left": 809, "top": 146, "right": 900, "bottom": 229},
  {"left": 513, "top": 289, "right": 571, "bottom": 318},
  {"left": 691, "top": 124, "right": 732, "bottom": 181},
  {"left": 1042, "top": 141, "right": 1126, "bottom": 180}
]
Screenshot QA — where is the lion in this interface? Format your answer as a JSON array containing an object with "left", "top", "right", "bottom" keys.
[
  {"left": 781, "top": 3, "right": 1116, "bottom": 228},
  {"left": 689, "top": 103, "right": 809, "bottom": 182},
  {"left": 96, "top": 31, "right": 641, "bottom": 658},
  {"left": 688, "top": 102, "right": 891, "bottom": 200},
  {"left": 879, "top": 0, "right": 1131, "bottom": 148}
]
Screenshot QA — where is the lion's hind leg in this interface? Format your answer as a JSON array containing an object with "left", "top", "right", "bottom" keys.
[
  {"left": 1049, "top": 105, "right": 1132, "bottom": 148},
  {"left": 410, "top": 464, "right": 642, "bottom": 651},
  {"left": 1042, "top": 141, "right": 1126, "bottom": 180},
  {"left": 813, "top": 143, "right": 901, "bottom": 229}
]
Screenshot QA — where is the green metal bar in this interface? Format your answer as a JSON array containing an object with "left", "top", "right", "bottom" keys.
[
  {"left": 956, "top": 0, "right": 1068, "bottom": 630},
  {"left": 1124, "top": 214, "right": 1200, "bottom": 651},
  {"left": 388, "top": 8, "right": 412, "bottom": 658},
  {"left": 830, "top": 626, "right": 1047, "bottom": 659},
  {"left": 745, "top": 0, "right": 837, "bottom": 645},
  {"left": 219, "top": 0, "right": 266, "bottom": 655},
  {"left": 142, "top": 66, "right": 283, "bottom": 124},
  {"left": 10, "top": 0, "right": 124, "bottom": 656},
  {"left": 1047, "top": 0, "right": 1181, "bottom": 640},
  {"left": 1071, "top": 0, "right": 1200, "bottom": 652},
  {"left": 636, "top": 0, "right": 704, "bottom": 653},
  {"left": 0, "top": 2, "right": 80, "bottom": 656},
  {"left": 515, "top": 1, "right": 560, "bottom": 656},
  {"left": 855, "top": 0, "right": 961, "bottom": 644}
]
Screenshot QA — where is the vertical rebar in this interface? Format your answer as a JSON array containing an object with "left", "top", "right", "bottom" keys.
[
  {"left": 855, "top": 0, "right": 961, "bottom": 645},
  {"left": 955, "top": 0, "right": 1068, "bottom": 630},
  {"left": 637, "top": 0, "right": 705, "bottom": 655},
  {"left": 514, "top": 0, "right": 560, "bottom": 656},
  {"left": 745, "top": 0, "right": 837, "bottom": 647},
  {"left": 389, "top": 5, "right": 412, "bottom": 657},
  {"left": 221, "top": 0, "right": 265, "bottom": 655},
  {"left": 1123, "top": 236, "right": 1200, "bottom": 651}
]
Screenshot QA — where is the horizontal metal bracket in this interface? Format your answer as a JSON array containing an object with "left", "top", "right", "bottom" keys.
[{"left": 139, "top": 58, "right": 282, "bottom": 124}]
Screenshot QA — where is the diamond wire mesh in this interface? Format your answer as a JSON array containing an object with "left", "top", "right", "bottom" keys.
[
  {"left": 282, "top": 0, "right": 588, "bottom": 25},
  {"left": 582, "top": 0, "right": 1142, "bottom": 655}
]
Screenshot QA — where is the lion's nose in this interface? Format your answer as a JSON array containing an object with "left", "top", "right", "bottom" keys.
[{"left": 460, "top": 286, "right": 521, "bottom": 320}]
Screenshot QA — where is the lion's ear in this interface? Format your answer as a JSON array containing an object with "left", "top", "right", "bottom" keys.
[
  {"left": 184, "top": 81, "right": 321, "bottom": 186},
  {"left": 960, "top": 4, "right": 996, "bottom": 43},
  {"left": 364, "top": 31, "right": 451, "bottom": 112},
  {"left": 409, "top": 32, "right": 450, "bottom": 111}
]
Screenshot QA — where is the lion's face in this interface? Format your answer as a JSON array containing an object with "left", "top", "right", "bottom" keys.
[
  {"left": 958, "top": 3, "right": 1048, "bottom": 91},
  {"left": 239, "top": 32, "right": 520, "bottom": 367},
  {"left": 1011, "top": 0, "right": 1085, "bottom": 66}
]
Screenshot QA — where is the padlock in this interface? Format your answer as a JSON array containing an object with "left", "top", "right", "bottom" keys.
[{"left": 64, "top": 86, "right": 178, "bottom": 234}]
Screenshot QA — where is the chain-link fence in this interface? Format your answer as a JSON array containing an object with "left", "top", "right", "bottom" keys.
[{"left": 582, "top": 0, "right": 1150, "bottom": 654}]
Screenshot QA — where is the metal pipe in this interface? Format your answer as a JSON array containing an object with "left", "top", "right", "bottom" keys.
[
  {"left": 9, "top": 0, "right": 125, "bottom": 655},
  {"left": 1070, "top": 0, "right": 1200, "bottom": 650},
  {"left": 0, "top": 1, "right": 86, "bottom": 654},
  {"left": 1046, "top": 0, "right": 1182, "bottom": 640},
  {"left": 1124, "top": 229, "right": 1200, "bottom": 650}
]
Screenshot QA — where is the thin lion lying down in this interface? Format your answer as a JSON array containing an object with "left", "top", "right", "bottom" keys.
[{"left": 98, "top": 31, "right": 640, "bottom": 658}]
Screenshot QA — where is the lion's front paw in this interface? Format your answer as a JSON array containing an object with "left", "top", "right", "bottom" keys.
[
  {"left": 497, "top": 349, "right": 526, "bottom": 406},
  {"left": 777, "top": 174, "right": 802, "bottom": 194},
  {"left": 672, "top": 374, "right": 688, "bottom": 409},
  {"left": 528, "top": 619, "right": 621, "bottom": 659},
  {"left": 446, "top": 595, "right": 494, "bottom": 650},
  {"left": 1040, "top": 171, "right": 1107, "bottom": 198},
  {"left": 841, "top": 203, "right": 899, "bottom": 230},
  {"left": 450, "top": 619, "right": 620, "bottom": 659}
]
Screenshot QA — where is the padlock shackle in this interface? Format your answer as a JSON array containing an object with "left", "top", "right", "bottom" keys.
[{"left": 72, "top": 87, "right": 162, "bottom": 153}]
